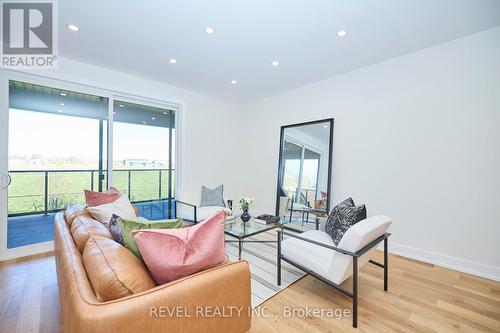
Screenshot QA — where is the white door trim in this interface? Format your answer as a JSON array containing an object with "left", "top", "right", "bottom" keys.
[{"left": 0, "top": 76, "right": 10, "bottom": 261}]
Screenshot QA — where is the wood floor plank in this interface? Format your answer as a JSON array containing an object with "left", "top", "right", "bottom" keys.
[
  {"left": 436, "top": 300, "right": 500, "bottom": 331},
  {"left": 1, "top": 248, "right": 500, "bottom": 332},
  {"left": 250, "top": 252, "right": 500, "bottom": 332},
  {"left": 40, "top": 284, "right": 60, "bottom": 333},
  {"left": 226, "top": 231, "right": 305, "bottom": 308}
]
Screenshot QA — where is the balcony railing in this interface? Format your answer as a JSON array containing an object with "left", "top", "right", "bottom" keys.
[
  {"left": 286, "top": 187, "right": 317, "bottom": 206},
  {"left": 7, "top": 168, "right": 175, "bottom": 217}
]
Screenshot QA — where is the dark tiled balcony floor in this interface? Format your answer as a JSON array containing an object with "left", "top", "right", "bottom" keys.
[
  {"left": 7, "top": 199, "right": 176, "bottom": 249},
  {"left": 7, "top": 213, "right": 56, "bottom": 248}
]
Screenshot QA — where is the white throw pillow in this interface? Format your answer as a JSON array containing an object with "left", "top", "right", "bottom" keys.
[{"left": 87, "top": 195, "right": 138, "bottom": 227}]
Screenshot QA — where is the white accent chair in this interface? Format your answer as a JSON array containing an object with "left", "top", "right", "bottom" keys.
[
  {"left": 174, "top": 187, "right": 235, "bottom": 223},
  {"left": 277, "top": 215, "right": 392, "bottom": 328}
]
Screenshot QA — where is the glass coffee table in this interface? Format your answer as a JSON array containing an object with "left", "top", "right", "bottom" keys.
[{"left": 225, "top": 216, "right": 287, "bottom": 260}]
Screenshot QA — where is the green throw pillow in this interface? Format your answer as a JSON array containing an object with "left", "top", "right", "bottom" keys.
[{"left": 118, "top": 218, "right": 182, "bottom": 260}]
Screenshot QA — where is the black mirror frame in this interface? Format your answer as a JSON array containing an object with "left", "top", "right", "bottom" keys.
[{"left": 275, "top": 118, "right": 334, "bottom": 220}]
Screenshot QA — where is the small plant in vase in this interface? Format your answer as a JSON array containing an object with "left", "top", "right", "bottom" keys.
[{"left": 239, "top": 196, "right": 255, "bottom": 222}]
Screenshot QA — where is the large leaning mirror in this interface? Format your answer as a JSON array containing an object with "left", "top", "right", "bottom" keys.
[{"left": 276, "top": 118, "right": 334, "bottom": 232}]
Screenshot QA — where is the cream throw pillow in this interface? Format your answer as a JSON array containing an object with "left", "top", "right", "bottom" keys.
[{"left": 87, "top": 195, "right": 137, "bottom": 227}]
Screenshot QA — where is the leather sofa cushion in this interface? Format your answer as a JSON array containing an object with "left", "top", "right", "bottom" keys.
[
  {"left": 64, "top": 204, "right": 89, "bottom": 226},
  {"left": 82, "top": 236, "right": 156, "bottom": 302},
  {"left": 71, "top": 215, "right": 113, "bottom": 253}
]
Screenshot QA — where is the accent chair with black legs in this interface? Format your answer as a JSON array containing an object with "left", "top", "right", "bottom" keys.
[
  {"left": 174, "top": 186, "right": 235, "bottom": 223},
  {"left": 277, "top": 215, "right": 392, "bottom": 328}
]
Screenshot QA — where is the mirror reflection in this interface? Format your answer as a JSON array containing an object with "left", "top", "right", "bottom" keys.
[{"left": 277, "top": 119, "right": 333, "bottom": 231}]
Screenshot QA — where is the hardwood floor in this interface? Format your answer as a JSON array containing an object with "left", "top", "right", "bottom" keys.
[
  {"left": 0, "top": 252, "right": 59, "bottom": 333},
  {"left": 1, "top": 251, "right": 499, "bottom": 333},
  {"left": 251, "top": 251, "right": 500, "bottom": 332}
]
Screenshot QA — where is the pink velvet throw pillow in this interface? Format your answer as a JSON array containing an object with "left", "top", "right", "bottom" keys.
[
  {"left": 133, "top": 211, "right": 227, "bottom": 284},
  {"left": 84, "top": 187, "right": 121, "bottom": 207}
]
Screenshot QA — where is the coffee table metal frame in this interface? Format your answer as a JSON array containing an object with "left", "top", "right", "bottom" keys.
[{"left": 224, "top": 217, "right": 287, "bottom": 260}]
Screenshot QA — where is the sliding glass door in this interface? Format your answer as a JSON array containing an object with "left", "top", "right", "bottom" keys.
[
  {"left": 0, "top": 76, "right": 179, "bottom": 257},
  {"left": 6, "top": 80, "right": 108, "bottom": 248},
  {"left": 282, "top": 140, "right": 302, "bottom": 203},
  {"left": 282, "top": 139, "right": 321, "bottom": 207},
  {"left": 112, "top": 100, "right": 175, "bottom": 220},
  {"left": 301, "top": 148, "right": 321, "bottom": 207}
]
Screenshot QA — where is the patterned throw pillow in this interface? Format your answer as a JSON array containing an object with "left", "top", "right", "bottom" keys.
[
  {"left": 200, "top": 185, "right": 225, "bottom": 207},
  {"left": 109, "top": 214, "right": 125, "bottom": 245},
  {"left": 325, "top": 198, "right": 367, "bottom": 245}
]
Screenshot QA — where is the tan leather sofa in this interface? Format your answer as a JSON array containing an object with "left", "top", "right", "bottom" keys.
[{"left": 54, "top": 206, "right": 252, "bottom": 333}]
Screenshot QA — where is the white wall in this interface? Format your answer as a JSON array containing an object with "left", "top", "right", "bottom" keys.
[
  {"left": 242, "top": 27, "right": 500, "bottom": 281},
  {"left": 0, "top": 57, "right": 246, "bottom": 205},
  {"left": 2, "top": 27, "right": 499, "bottom": 281}
]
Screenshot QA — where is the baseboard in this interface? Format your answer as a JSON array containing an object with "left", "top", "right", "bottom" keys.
[{"left": 387, "top": 242, "right": 500, "bottom": 282}]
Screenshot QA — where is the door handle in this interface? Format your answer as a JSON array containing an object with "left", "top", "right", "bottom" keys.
[{"left": 2, "top": 174, "right": 11, "bottom": 189}]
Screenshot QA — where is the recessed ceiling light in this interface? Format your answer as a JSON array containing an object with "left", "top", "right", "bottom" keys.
[
  {"left": 205, "top": 27, "right": 215, "bottom": 34},
  {"left": 60, "top": 92, "right": 67, "bottom": 96},
  {"left": 231, "top": 80, "right": 237, "bottom": 85},
  {"left": 272, "top": 61, "right": 279, "bottom": 67},
  {"left": 163, "top": 112, "right": 168, "bottom": 115},
  {"left": 119, "top": 104, "right": 124, "bottom": 108},
  {"left": 59, "top": 103, "right": 64, "bottom": 106},
  {"left": 337, "top": 30, "right": 347, "bottom": 37},
  {"left": 58, "top": 110, "right": 63, "bottom": 113},
  {"left": 169, "top": 58, "right": 177, "bottom": 64},
  {"left": 323, "top": 125, "right": 329, "bottom": 128},
  {"left": 67, "top": 24, "right": 80, "bottom": 32},
  {"left": 151, "top": 117, "right": 156, "bottom": 120}
]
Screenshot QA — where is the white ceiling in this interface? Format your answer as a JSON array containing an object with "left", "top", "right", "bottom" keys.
[{"left": 59, "top": 0, "right": 500, "bottom": 103}]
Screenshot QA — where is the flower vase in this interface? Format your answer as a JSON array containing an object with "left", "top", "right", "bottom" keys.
[{"left": 241, "top": 209, "right": 251, "bottom": 222}]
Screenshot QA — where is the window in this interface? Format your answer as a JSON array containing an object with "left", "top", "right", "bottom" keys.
[
  {"left": 112, "top": 100, "right": 175, "bottom": 220},
  {"left": 2, "top": 80, "right": 179, "bottom": 251},
  {"left": 7, "top": 80, "right": 109, "bottom": 248}
]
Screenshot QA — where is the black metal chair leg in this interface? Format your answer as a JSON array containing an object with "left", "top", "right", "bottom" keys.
[
  {"left": 353, "top": 257, "right": 358, "bottom": 328},
  {"left": 277, "top": 232, "right": 282, "bottom": 286},
  {"left": 384, "top": 237, "right": 388, "bottom": 291}
]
